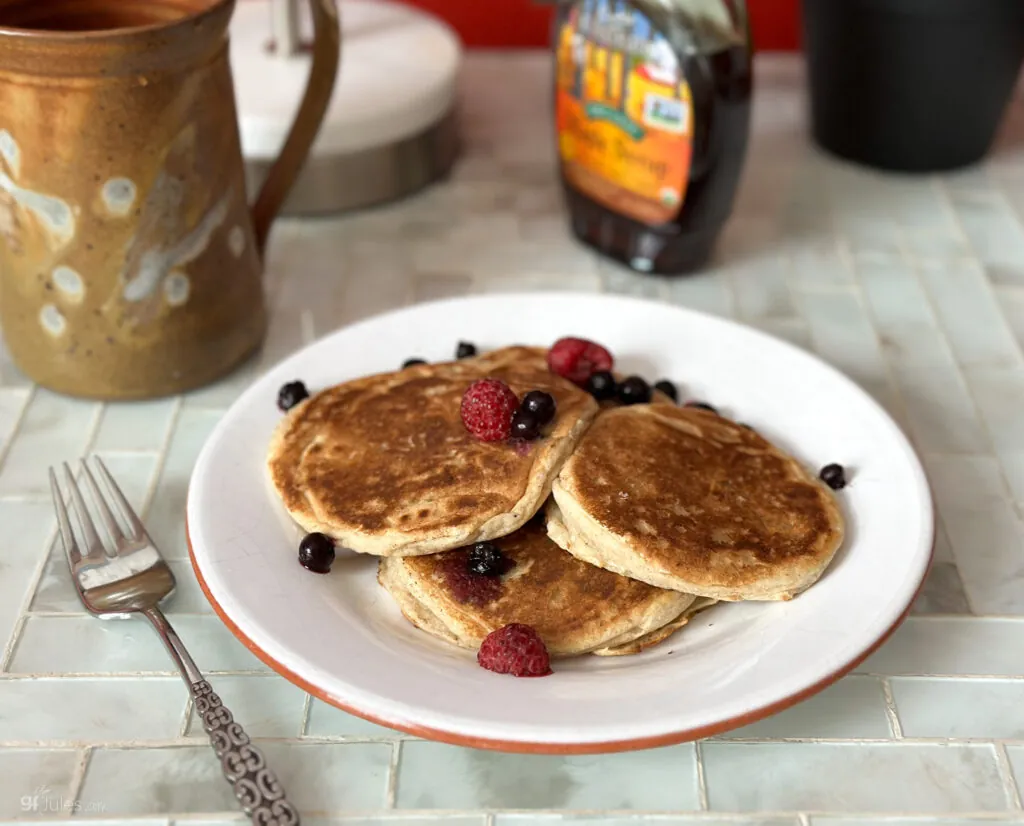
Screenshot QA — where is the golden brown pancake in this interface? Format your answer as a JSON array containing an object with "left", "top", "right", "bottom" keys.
[
  {"left": 266, "top": 346, "right": 599, "bottom": 557},
  {"left": 548, "top": 405, "right": 845, "bottom": 601},
  {"left": 377, "top": 517, "right": 714, "bottom": 656}
]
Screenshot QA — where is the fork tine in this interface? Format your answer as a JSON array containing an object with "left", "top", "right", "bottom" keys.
[
  {"left": 92, "top": 455, "right": 147, "bottom": 541},
  {"left": 63, "top": 462, "right": 106, "bottom": 558},
  {"left": 49, "top": 467, "right": 82, "bottom": 567},
  {"left": 80, "top": 458, "right": 125, "bottom": 546}
]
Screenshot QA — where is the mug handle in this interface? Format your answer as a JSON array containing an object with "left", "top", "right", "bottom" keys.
[{"left": 250, "top": 0, "right": 340, "bottom": 259}]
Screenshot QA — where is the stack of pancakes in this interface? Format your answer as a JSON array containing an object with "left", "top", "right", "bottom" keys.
[{"left": 267, "top": 345, "right": 845, "bottom": 660}]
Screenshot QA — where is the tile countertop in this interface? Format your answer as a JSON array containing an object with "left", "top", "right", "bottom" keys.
[{"left": 2, "top": 51, "right": 1024, "bottom": 824}]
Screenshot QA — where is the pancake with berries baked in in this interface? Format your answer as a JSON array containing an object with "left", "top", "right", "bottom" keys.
[
  {"left": 547, "top": 404, "right": 846, "bottom": 601},
  {"left": 377, "top": 517, "right": 715, "bottom": 657},
  {"left": 266, "top": 346, "right": 600, "bottom": 557}
]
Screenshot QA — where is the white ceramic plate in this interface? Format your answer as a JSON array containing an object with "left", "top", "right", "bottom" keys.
[{"left": 186, "top": 292, "right": 934, "bottom": 753}]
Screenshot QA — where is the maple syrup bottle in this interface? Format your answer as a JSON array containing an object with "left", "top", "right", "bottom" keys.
[{"left": 553, "top": 0, "right": 753, "bottom": 275}]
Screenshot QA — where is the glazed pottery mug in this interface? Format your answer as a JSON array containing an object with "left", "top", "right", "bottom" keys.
[{"left": 0, "top": 0, "right": 340, "bottom": 398}]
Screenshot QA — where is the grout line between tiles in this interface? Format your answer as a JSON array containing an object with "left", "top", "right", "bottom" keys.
[
  {"left": 0, "top": 808, "right": 1004, "bottom": 819},
  {"left": 0, "top": 493, "right": 53, "bottom": 503},
  {"left": 0, "top": 736, "right": 409, "bottom": 748},
  {"left": 0, "top": 818, "right": 967, "bottom": 825},
  {"left": 67, "top": 746, "right": 92, "bottom": 804},
  {"left": 694, "top": 739, "right": 709, "bottom": 810},
  {"left": 0, "top": 669, "right": 275, "bottom": 679},
  {"left": 669, "top": 736, "right": 1024, "bottom": 745},
  {"left": 103, "top": 807, "right": 1024, "bottom": 819},
  {"left": 710, "top": 258, "right": 741, "bottom": 321},
  {"left": 90, "top": 448, "right": 164, "bottom": 457},
  {"left": 995, "top": 742, "right": 1024, "bottom": 809},
  {"left": 0, "top": 616, "right": 27, "bottom": 675},
  {"left": 179, "top": 696, "right": 194, "bottom": 738},
  {"left": 386, "top": 740, "right": 403, "bottom": 809},
  {"left": 22, "top": 609, "right": 216, "bottom": 618},
  {"left": 786, "top": 280, "right": 862, "bottom": 297},
  {"left": 301, "top": 309, "right": 316, "bottom": 345},
  {"left": 299, "top": 692, "right": 313, "bottom": 736},
  {"left": 0, "top": 734, "right": 1004, "bottom": 747},
  {"left": 167, "top": 404, "right": 237, "bottom": 414},
  {"left": 0, "top": 383, "right": 35, "bottom": 471},
  {"left": 140, "top": 397, "right": 184, "bottom": 520},
  {"left": 880, "top": 677, "right": 905, "bottom": 739}
]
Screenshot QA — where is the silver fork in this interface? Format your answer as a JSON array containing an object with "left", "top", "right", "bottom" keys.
[{"left": 49, "top": 456, "right": 300, "bottom": 826}]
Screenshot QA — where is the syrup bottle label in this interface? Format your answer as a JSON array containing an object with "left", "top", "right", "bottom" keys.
[{"left": 556, "top": 0, "right": 693, "bottom": 226}]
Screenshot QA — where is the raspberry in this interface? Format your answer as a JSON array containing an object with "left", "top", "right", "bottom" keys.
[
  {"left": 477, "top": 623, "right": 552, "bottom": 677},
  {"left": 547, "top": 337, "right": 614, "bottom": 385},
  {"left": 460, "top": 379, "right": 519, "bottom": 442}
]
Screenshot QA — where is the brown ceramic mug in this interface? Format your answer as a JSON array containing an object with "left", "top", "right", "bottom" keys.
[{"left": 0, "top": 0, "right": 340, "bottom": 398}]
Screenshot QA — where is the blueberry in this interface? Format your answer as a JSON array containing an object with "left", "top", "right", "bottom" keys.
[
  {"left": 585, "top": 370, "right": 617, "bottom": 401},
  {"left": 820, "top": 463, "right": 847, "bottom": 490},
  {"left": 510, "top": 407, "right": 542, "bottom": 440},
  {"left": 617, "top": 376, "right": 652, "bottom": 406},
  {"left": 277, "top": 381, "right": 309, "bottom": 412},
  {"left": 403, "top": 358, "right": 427, "bottom": 368},
  {"left": 298, "top": 532, "right": 335, "bottom": 573},
  {"left": 522, "top": 390, "right": 556, "bottom": 425},
  {"left": 653, "top": 379, "right": 678, "bottom": 402},
  {"left": 685, "top": 401, "right": 718, "bottom": 414},
  {"left": 466, "top": 542, "right": 512, "bottom": 577},
  {"left": 456, "top": 341, "right": 477, "bottom": 359}
]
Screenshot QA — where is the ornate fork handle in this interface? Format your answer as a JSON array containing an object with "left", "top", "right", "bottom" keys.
[
  {"left": 192, "top": 681, "right": 300, "bottom": 826},
  {"left": 142, "top": 607, "right": 300, "bottom": 825}
]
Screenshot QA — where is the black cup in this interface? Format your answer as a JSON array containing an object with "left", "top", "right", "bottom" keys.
[{"left": 801, "top": 0, "right": 1024, "bottom": 172}]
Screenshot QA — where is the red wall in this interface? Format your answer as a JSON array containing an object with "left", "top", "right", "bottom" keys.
[{"left": 396, "top": 0, "right": 801, "bottom": 51}]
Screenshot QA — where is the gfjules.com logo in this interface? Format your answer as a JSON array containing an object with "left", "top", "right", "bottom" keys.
[{"left": 21, "top": 786, "right": 106, "bottom": 815}]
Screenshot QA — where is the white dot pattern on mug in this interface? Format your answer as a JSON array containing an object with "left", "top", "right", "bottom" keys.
[
  {"left": 38, "top": 303, "right": 66, "bottom": 336},
  {"left": 52, "top": 265, "right": 84, "bottom": 300},
  {"left": 101, "top": 177, "right": 137, "bottom": 217}
]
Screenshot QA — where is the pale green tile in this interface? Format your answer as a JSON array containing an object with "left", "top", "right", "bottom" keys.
[
  {"left": 185, "top": 675, "right": 305, "bottom": 738},
  {"left": 0, "top": 387, "right": 29, "bottom": 453},
  {"left": 498, "top": 818, "right": 796, "bottom": 826},
  {"left": 145, "top": 410, "right": 224, "bottom": 561},
  {"left": 8, "top": 615, "right": 268, "bottom": 675},
  {"left": 703, "top": 742, "right": 1008, "bottom": 812},
  {"left": 0, "top": 390, "right": 99, "bottom": 497},
  {"left": 0, "top": 501, "right": 56, "bottom": 653},
  {"left": 93, "top": 399, "right": 177, "bottom": 453},
  {"left": 305, "top": 699, "right": 404, "bottom": 739},
  {"left": 396, "top": 742, "right": 698, "bottom": 810},
  {"left": 82, "top": 744, "right": 389, "bottom": 815},
  {"left": 0, "top": 677, "right": 186, "bottom": 742},
  {"left": 717, "top": 676, "right": 891, "bottom": 739},
  {"left": 893, "top": 678, "right": 1024, "bottom": 739},
  {"left": 0, "top": 748, "right": 78, "bottom": 818},
  {"left": 859, "top": 617, "right": 1024, "bottom": 676}
]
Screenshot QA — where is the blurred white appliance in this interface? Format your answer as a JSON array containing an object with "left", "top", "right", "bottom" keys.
[{"left": 230, "top": 0, "right": 462, "bottom": 214}]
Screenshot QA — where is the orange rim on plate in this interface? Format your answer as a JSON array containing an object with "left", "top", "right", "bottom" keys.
[{"left": 186, "top": 509, "right": 935, "bottom": 755}]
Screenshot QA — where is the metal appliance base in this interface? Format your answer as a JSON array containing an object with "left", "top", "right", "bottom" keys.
[{"left": 244, "top": 107, "right": 460, "bottom": 216}]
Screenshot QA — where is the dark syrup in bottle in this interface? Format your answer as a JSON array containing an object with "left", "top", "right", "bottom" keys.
[{"left": 554, "top": 0, "right": 753, "bottom": 275}]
